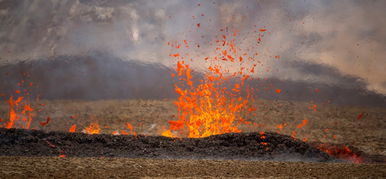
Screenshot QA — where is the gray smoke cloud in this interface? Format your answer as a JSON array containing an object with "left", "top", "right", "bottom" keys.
[{"left": 0, "top": 0, "right": 385, "bottom": 95}]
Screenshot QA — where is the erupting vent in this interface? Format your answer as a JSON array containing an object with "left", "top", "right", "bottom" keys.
[{"left": 163, "top": 30, "right": 266, "bottom": 138}]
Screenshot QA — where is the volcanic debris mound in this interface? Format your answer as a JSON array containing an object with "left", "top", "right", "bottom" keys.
[{"left": 0, "top": 128, "right": 333, "bottom": 162}]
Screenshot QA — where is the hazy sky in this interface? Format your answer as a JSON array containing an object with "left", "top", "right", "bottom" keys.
[{"left": 0, "top": 0, "right": 385, "bottom": 95}]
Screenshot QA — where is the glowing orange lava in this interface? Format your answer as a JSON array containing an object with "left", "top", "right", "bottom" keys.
[
  {"left": 5, "top": 95, "right": 34, "bottom": 129},
  {"left": 83, "top": 122, "right": 101, "bottom": 134},
  {"left": 68, "top": 124, "right": 77, "bottom": 133},
  {"left": 163, "top": 31, "right": 260, "bottom": 138},
  {"left": 313, "top": 143, "right": 363, "bottom": 164}
]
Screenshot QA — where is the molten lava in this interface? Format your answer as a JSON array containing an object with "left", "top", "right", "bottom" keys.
[
  {"left": 68, "top": 124, "right": 77, "bottom": 133},
  {"left": 83, "top": 122, "right": 101, "bottom": 134},
  {"left": 313, "top": 143, "right": 363, "bottom": 164},
  {"left": 163, "top": 31, "right": 260, "bottom": 138},
  {"left": 5, "top": 95, "right": 34, "bottom": 129}
]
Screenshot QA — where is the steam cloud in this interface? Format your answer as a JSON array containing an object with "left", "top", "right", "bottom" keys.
[{"left": 0, "top": 0, "right": 385, "bottom": 95}]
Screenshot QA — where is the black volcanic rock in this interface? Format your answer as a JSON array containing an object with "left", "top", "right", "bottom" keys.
[{"left": 0, "top": 128, "right": 334, "bottom": 162}]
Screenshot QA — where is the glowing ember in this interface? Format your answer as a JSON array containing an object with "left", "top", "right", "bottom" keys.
[
  {"left": 357, "top": 112, "right": 365, "bottom": 120},
  {"left": 114, "top": 122, "right": 137, "bottom": 136},
  {"left": 296, "top": 119, "right": 308, "bottom": 129},
  {"left": 39, "top": 117, "right": 51, "bottom": 127}
]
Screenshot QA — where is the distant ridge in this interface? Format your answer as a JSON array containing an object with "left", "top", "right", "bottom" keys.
[
  {"left": 0, "top": 53, "right": 176, "bottom": 100},
  {"left": 0, "top": 52, "right": 385, "bottom": 107}
]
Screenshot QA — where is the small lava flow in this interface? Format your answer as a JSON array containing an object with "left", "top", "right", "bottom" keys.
[{"left": 311, "top": 143, "right": 364, "bottom": 164}]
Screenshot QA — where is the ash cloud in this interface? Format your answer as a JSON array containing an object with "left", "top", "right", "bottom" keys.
[{"left": 0, "top": 0, "right": 385, "bottom": 97}]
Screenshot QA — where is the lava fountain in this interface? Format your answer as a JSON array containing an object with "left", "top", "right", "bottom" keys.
[{"left": 162, "top": 29, "right": 266, "bottom": 138}]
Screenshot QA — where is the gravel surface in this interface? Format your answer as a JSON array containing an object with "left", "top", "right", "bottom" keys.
[{"left": 0, "top": 156, "right": 385, "bottom": 178}]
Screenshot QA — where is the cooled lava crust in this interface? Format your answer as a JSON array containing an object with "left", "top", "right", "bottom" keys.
[{"left": 0, "top": 128, "right": 346, "bottom": 162}]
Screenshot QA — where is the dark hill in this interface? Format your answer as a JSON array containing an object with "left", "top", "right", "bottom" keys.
[
  {"left": 0, "top": 53, "right": 176, "bottom": 100},
  {"left": 0, "top": 53, "right": 385, "bottom": 107}
]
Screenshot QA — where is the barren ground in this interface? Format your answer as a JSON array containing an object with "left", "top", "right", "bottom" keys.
[{"left": 0, "top": 156, "right": 385, "bottom": 178}]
